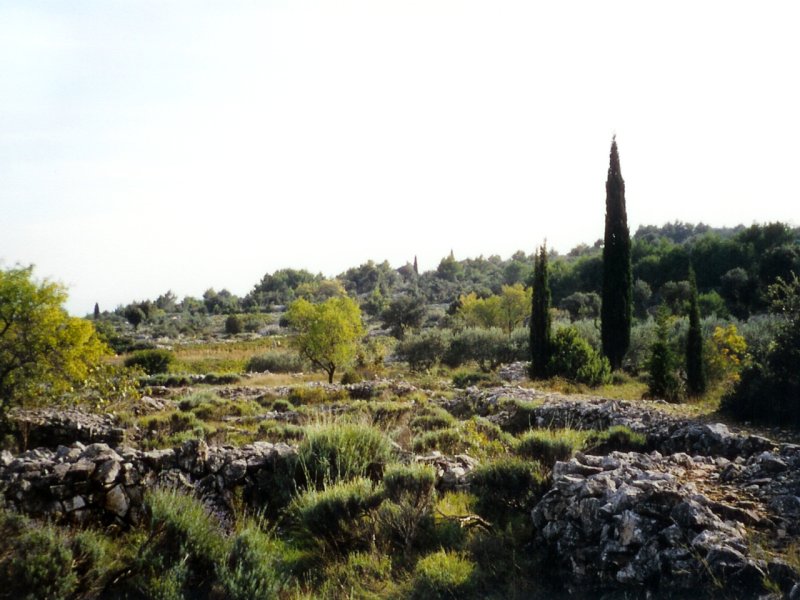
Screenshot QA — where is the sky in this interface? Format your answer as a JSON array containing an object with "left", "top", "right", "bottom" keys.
[{"left": 2, "top": 1, "right": 799, "bottom": 315}]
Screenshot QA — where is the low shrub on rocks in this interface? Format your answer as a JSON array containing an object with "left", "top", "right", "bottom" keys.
[
  {"left": 515, "top": 428, "right": 588, "bottom": 465},
  {"left": 409, "top": 550, "right": 476, "bottom": 600},
  {"left": 469, "top": 457, "right": 550, "bottom": 525},
  {"left": 124, "top": 348, "right": 175, "bottom": 375}
]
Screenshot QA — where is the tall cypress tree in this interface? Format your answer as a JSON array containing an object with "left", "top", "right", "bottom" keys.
[
  {"left": 601, "top": 136, "right": 632, "bottom": 370},
  {"left": 686, "top": 266, "right": 707, "bottom": 396},
  {"left": 530, "top": 243, "right": 552, "bottom": 379}
]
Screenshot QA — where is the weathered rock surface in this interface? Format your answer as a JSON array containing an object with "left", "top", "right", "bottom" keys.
[
  {"left": 9, "top": 407, "right": 126, "bottom": 448},
  {"left": 533, "top": 451, "right": 798, "bottom": 597}
]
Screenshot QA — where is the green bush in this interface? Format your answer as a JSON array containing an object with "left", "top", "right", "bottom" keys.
[
  {"left": 410, "top": 550, "right": 476, "bottom": 600},
  {"left": 289, "top": 478, "right": 382, "bottom": 553},
  {"left": 123, "top": 490, "right": 228, "bottom": 598},
  {"left": 298, "top": 423, "right": 392, "bottom": 488},
  {"left": 451, "top": 369, "right": 495, "bottom": 388},
  {"left": 584, "top": 425, "right": 648, "bottom": 454},
  {"left": 409, "top": 407, "right": 457, "bottom": 432},
  {"left": 500, "top": 399, "right": 544, "bottom": 434},
  {"left": 367, "top": 401, "right": 413, "bottom": 426},
  {"left": 1, "top": 523, "right": 78, "bottom": 600},
  {"left": 179, "top": 390, "right": 222, "bottom": 411},
  {"left": 547, "top": 327, "right": 611, "bottom": 386},
  {"left": 257, "top": 420, "right": 305, "bottom": 442},
  {"left": 320, "top": 551, "right": 394, "bottom": 599},
  {"left": 469, "top": 457, "right": 550, "bottom": 525},
  {"left": 124, "top": 348, "right": 175, "bottom": 375},
  {"left": 412, "top": 428, "right": 463, "bottom": 454},
  {"left": 202, "top": 372, "right": 241, "bottom": 384},
  {"left": 444, "top": 327, "right": 510, "bottom": 371},
  {"left": 220, "top": 525, "right": 289, "bottom": 599},
  {"left": 288, "top": 386, "right": 349, "bottom": 405},
  {"left": 396, "top": 329, "right": 452, "bottom": 371},
  {"left": 340, "top": 370, "right": 362, "bottom": 385},
  {"left": 246, "top": 351, "right": 308, "bottom": 374},
  {"left": 140, "top": 372, "right": 195, "bottom": 387},
  {"left": 225, "top": 314, "right": 244, "bottom": 334},
  {"left": 515, "top": 428, "right": 587, "bottom": 464},
  {"left": 378, "top": 463, "right": 437, "bottom": 555}
]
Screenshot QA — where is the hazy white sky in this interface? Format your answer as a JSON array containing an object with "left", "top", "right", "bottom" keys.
[{"left": 2, "top": 1, "right": 799, "bottom": 314}]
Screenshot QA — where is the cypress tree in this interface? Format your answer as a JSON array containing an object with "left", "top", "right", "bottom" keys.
[
  {"left": 530, "top": 243, "right": 552, "bottom": 379},
  {"left": 647, "top": 306, "right": 681, "bottom": 401},
  {"left": 686, "top": 266, "right": 707, "bottom": 396},
  {"left": 93, "top": 302, "right": 100, "bottom": 320},
  {"left": 601, "top": 136, "right": 632, "bottom": 370}
]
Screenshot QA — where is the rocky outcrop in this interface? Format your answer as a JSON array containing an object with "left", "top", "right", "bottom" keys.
[{"left": 533, "top": 451, "right": 798, "bottom": 597}]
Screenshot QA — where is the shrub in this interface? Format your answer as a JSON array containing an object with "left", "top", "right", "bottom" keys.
[
  {"left": 246, "top": 351, "right": 307, "bottom": 373},
  {"left": 297, "top": 423, "right": 392, "bottom": 488},
  {"left": 444, "top": 327, "right": 511, "bottom": 371},
  {"left": 409, "top": 407, "right": 457, "bottom": 432},
  {"left": 378, "top": 463, "right": 437, "bottom": 555},
  {"left": 202, "top": 372, "right": 241, "bottom": 385},
  {"left": 179, "top": 390, "right": 222, "bottom": 411},
  {"left": 412, "top": 428, "right": 462, "bottom": 454},
  {"left": 367, "top": 401, "right": 413, "bottom": 426},
  {"left": 140, "top": 372, "right": 195, "bottom": 387},
  {"left": 410, "top": 551, "right": 476, "bottom": 600},
  {"left": 321, "top": 551, "right": 394, "bottom": 599},
  {"left": 469, "top": 457, "right": 550, "bottom": 525},
  {"left": 124, "top": 348, "right": 175, "bottom": 375},
  {"left": 396, "top": 329, "right": 452, "bottom": 371},
  {"left": 515, "top": 428, "right": 587, "bottom": 464},
  {"left": 646, "top": 308, "right": 683, "bottom": 402},
  {"left": 340, "top": 370, "right": 362, "bottom": 385},
  {"left": 451, "top": 369, "right": 495, "bottom": 388},
  {"left": 288, "top": 386, "right": 349, "bottom": 405},
  {"left": 126, "top": 490, "right": 227, "bottom": 598},
  {"left": 258, "top": 420, "right": 305, "bottom": 442},
  {"left": 225, "top": 314, "right": 244, "bottom": 334},
  {"left": 500, "top": 399, "right": 544, "bottom": 434},
  {"left": 220, "top": 525, "right": 289, "bottom": 599},
  {"left": 548, "top": 327, "right": 611, "bottom": 386},
  {"left": 584, "top": 425, "right": 648, "bottom": 454},
  {"left": 289, "top": 478, "right": 382, "bottom": 553},
  {"left": 2, "top": 523, "right": 78, "bottom": 600}
]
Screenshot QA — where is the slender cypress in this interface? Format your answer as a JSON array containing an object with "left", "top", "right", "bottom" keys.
[
  {"left": 686, "top": 266, "right": 707, "bottom": 395},
  {"left": 93, "top": 302, "right": 100, "bottom": 320},
  {"left": 530, "top": 243, "right": 552, "bottom": 379},
  {"left": 601, "top": 136, "right": 632, "bottom": 370}
]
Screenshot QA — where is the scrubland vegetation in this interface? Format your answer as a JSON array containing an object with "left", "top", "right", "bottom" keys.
[{"left": 1, "top": 141, "right": 798, "bottom": 597}]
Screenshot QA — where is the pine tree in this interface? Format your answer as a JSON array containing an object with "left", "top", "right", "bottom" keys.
[
  {"left": 530, "top": 243, "right": 552, "bottom": 379},
  {"left": 601, "top": 136, "right": 632, "bottom": 370},
  {"left": 686, "top": 266, "right": 707, "bottom": 396}
]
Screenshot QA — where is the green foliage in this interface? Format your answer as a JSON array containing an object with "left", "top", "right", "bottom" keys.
[
  {"left": 396, "top": 328, "right": 452, "bottom": 371},
  {"left": 412, "top": 427, "right": 463, "bottom": 454},
  {"left": 456, "top": 284, "right": 531, "bottom": 333},
  {"left": 0, "top": 266, "right": 110, "bottom": 417},
  {"left": 601, "top": 137, "right": 633, "bottom": 369},
  {"left": 224, "top": 314, "right": 244, "bottom": 334},
  {"left": 560, "top": 291, "right": 601, "bottom": 322},
  {"left": 584, "top": 425, "right": 648, "bottom": 453},
  {"left": 686, "top": 267, "right": 707, "bottom": 395},
  {"left": 288, "top": 478, "right": 382, "bottom": 553},
  {"left": 0, "top": 521, "right": 78, "bottom": 600},
  {"left": 410, "top": 550, "right": 476, "bottom": 599},
  {"left": 722, "top": 275, "right": 800, "bottom": 427},
  {"left": 646, "top": 308, "right": 683, "bottom": 402},
  {"left": 378, "top": 463, "right": 437, "bottom": 555},
  {"left": 530, "top": 244, "right": 553, "bottom": 379},
  {"left": 297, "top": 423, "right": 392, "bottom": 488},
  {"left": 219, "top": 525, "right": 289, "bottom": 599},
  {"left": 470, "top": 457, "right": 550, "bottom": 525},
  {"left": 287, "top": 296, "right": 364, "bottom": 383},
  {"left": 124, "top": 348, "right": 175, "bottom": 375},
  {"left": 245, "top": 350, "right": 307, "bottom": 373},
  {"left": 409, "top": 407, "right": 457, "bottom": 432},
  {"left": 451, "top": 369, "right": 495, "bottom": 388},
  {"left": 515, "top": 428, "right": 587, "bottom": 464},
  {"left": 288, "top": 385, "right": 349, "bottom": 405},
  {"left": 320, "top": 551, "right": 394, "bottom": 599},
  {"left": 444, "top": 327, "right": 510, "bottom": 372},
  {"left": 500, "top": 399, "right": 544, "bottom": 434},
  {"left": 382, "top": 293, "right": 428, "bottom": 339},
  {"left": 126, "top": 489, "right": 228, "bottom": 599},
  {"left": 547, "top": 327, "right": 611, "bottom": 386}
]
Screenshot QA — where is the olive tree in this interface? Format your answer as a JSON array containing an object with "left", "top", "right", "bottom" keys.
[{"left": 286, "top": 296, "right": 364, "bottom": 383}]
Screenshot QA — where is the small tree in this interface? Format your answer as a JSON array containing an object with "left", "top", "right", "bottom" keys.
[
  {"left": 646, "top": 307, "right": 681, "bottom": 401},
  {"left": 601, "top": 136, "right": 632, "bottom": 370},
  {"left": 530, "top": 244, "right": 552, "bottom": 379},
  {"left": 0, "top": 266, "right": 110, "bottom": 420},
  {"left": 225, "top": 314, "right": 244, "bottom": 335},
  {"left": 93, "top": 302, "right": 101, "bottom": 320},
  {"left": 685, "top": 267, "right": 706, "bottom": 396},
  {"left": 287, "top": 297, "right": 364, "bottom": 383},
  {"left": 123, "top": 305, "right": 146, "bottom": 330},
  {"left": 381, "top": 294, "right": 426, "bottom": 339}
]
